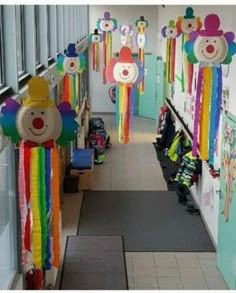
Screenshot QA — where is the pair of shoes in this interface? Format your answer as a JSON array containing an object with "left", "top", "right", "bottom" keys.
[{"left": 186, "top": 205, "right": 200, "bottom": 215}]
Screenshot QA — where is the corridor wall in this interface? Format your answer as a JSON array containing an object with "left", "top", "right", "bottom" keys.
[
  {"left": 88, "top": 5, "right": 159, "bottom": 113},
  {"left": 157, "top": 5, "right": 236, "bottom": 246}
]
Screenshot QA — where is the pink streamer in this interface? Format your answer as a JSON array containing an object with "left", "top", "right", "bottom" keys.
[
  {"left": 18, "top": 142, "right": 27, "bottom": 264},
  {"left": 192, "top": 67, "right": 203, "bottom": 156}
]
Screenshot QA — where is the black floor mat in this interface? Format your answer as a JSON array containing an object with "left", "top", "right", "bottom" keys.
[
  {"left": 60, "top": 236, "right": 128, "bottom": 290},
  {"left": 78, "top": 191, "right": 215, "bottom": 252}
]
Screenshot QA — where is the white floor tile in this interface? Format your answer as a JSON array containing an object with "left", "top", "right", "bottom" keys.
[
  {"left": 158, "top": 277, "right": 183, "bottom": 289},
  {"left": 156, "top": 267, "right": 180, "bottom": 277},
  {"left": 134, "top": 276, "right": 158, "bottom": 289}
]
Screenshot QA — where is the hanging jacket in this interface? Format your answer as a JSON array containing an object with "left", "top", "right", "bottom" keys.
[
  {"left": 175, "top": 151, "right": 201, "bottom": 187},
  {"left": 158, "top": 109, "right": 175, "bottom": 150}
]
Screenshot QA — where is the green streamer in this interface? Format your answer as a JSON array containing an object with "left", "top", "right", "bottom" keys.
[{"left": 38, "top": 146, "right": 47, "bottom": 267}]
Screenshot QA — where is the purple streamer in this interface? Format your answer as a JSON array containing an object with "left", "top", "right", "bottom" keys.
[
  {"left": 129, "top": 86, "right": 135, "bottom": 130},
  {"left": 192, "top": 67, "right": 203, "bottom": 156}
]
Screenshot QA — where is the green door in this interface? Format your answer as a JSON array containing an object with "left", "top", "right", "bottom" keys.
[
  {"left": 217, "top": 112, "right": 236, "bottom": 289},
  {"left": 138, "top": 54, "right": 157, "bottom": 120}
]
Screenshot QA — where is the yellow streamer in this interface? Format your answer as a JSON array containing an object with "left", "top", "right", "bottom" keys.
[
  {"left": 199, "top": 66, "right": 212, "bottom": 160},
  {"left": 51, "top": 146, "right": 60, "bottom": 268},
  {"left": 31, "top": 147, "right": 42, "bottom": 269}
]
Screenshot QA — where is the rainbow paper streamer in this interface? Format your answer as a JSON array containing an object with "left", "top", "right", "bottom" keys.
[
  {"left": 89, "top": 29, "right": 103, "bottom": 72},
  {"left": 135, "top": 16, "right": 148, "bottom": 94},
  {"left": 161, "top": 20, "right": 179, "bottom": 84},
  {"left": 185, "top": 13, "right": 236, "bottom": 163},
  {"left": 97, "top": 11, "right": 117, "bottom": 84},
  {"left": 106, "top": 47, "right": 144, "bottom": 143},
  {"left": 57, "top": 43, "right": 86, "bottom": 109},
  {"left": 176, "top": 7, "right": 202, "bottom": 94},
  {"left": 0, "top": 77, "right": 78, "bottom": 274}
]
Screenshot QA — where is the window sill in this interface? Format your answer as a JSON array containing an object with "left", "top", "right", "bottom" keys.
[
  {"left": 18, "top": 73, "right": 31, "bottom": 90},
  {"left": 36, "top": 64, "right": 45, "bottom": 75},
  {"left": 0, "top": 86, "right": 13, "bottom": 104}
]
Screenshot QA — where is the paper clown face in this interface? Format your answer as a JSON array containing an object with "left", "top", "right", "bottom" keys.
[
  {"left": 135, "top": 16, "right": 149, "bottom": 32},
  {"left": 97, "top": 11, "right": 117, "bottom": 32},
  {"left": 89, "top": 29, "right": 103, "bottom": 43},
  {"left": 57, "top": 43, "right": 86, "bottom": 75},
  {"left": 119, "top": 24, "right": 133, "bottom": 46},
  {"left": 0, "top": 77, "right": 78, "bottom": 146},
  {"left": 161, "top": 20, "right": 179, "bottom": 39},
  {"left": 106, "top": 47, "right": 144, "bottom": 85},
  {"left": 176, "top": 7, "right": 202, "bottom": 34},
  {"left": 185, "top": 14, "right": 236, "bottom": 65}
]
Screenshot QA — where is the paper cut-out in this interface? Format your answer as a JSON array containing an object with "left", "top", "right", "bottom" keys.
[
  {"left": 185, "top": 14, "right": 236, "bottom": 163},
  {"left": 89, "top": 29, "right": 103, "bottom": 72},
  {"left": 106, "top": 46, "right": 144, "bottom": 144}
]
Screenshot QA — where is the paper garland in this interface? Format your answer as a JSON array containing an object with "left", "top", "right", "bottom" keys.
[
  {"left": 89, "top": 29, "right": 103, "bottom": 72},
  {"left": 106, "top": 46, "right": 144, "bottom": 143},
  {"left": 135, "top": 16, "right": 148, "bottom": 94},
  {"left": 57, "top": 43, "right": 86, "bottom": 109},
  {"left": 176, "top": 7, "right": 202, "bottom": 94},
  {"left": 0, "top": 77, "right": 78, "bottom": 272},
  {"left": 185, "top": 13, "right": 236, "bottom": 163},
  {"left": 97, "top": 11, "right": 118, "bottom": 84},
  {"left": 161, "top": 20, "right": 180, "bottom": 83}
]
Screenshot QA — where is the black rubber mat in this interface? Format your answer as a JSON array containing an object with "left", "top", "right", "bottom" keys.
[
  {"left": 60, "top": 236, "right": 128, "bottom": 290},
  {"left": 78, "top": 191, "right": 215, "bottom": 252}
]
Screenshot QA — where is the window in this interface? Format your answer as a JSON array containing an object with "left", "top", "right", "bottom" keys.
[
  {"left": 47, "top": 6, "right": 51, "bottom": 58},
  {"left": 0, "top": 6, "right": 4, "bottom": 87},
  {"left": 16, "top": 6, "right": 26, "bottom": 77},
  {"left": 35, "top": 5, "right": 40, "bottom": 66},
  {"left": 0, "top": 143, "right": 18, "bottom": 289}
]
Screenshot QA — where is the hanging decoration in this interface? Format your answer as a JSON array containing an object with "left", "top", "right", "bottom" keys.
[
  {"left": 119, "top": 24, "right": 134, "bottom": 49},
  {"left": 97, "top": 11, "right": 118, "bottom": 84},
  {"left": 161, "top": 20, "right": 180, "bottom": 84},
  {"left": 89, "top": 29, "right": 103, "bottom": 72},
  {"left": 0, "top": 77, "right": 78, "bottom": 281},
  {"left": 176, "top": 7, "right": 202, "bottom": 94},
  {"left": 106, "top": 46, "right": 144, "bottom": 144},
  {"left": 185, "top": 13, "right": 236, "bottom": 163},
  {"left": 57, "top": 43, "right": 86, "bottom": 109},
  {"left": 135, "top": 16, "right": 148, "bottom": 94}
]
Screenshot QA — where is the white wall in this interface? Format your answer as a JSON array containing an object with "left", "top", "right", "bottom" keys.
[
  {"left": 89, "top": 5, "right": 159, "bottom": 113},
  {"left": 157, "top": 5, "right": 236, "bottom": 245}
]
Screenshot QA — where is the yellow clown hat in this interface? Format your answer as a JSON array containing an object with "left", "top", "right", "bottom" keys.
[{"left": 22, "top": 76, "right": 54, "bottom": 107}]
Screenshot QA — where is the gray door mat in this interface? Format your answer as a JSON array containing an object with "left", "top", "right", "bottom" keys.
[
  {"left": 78, "top": 191, "right": 215, "bottom": 252},
  {"left": 60, "top": 235, "right": 128, "bottom": 290}
]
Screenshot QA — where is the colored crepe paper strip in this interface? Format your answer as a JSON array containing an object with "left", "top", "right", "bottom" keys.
[
  {"left": 106, "top": 46, "right": 144, "bottom": 144},
  {"left": 185, "top": 14, "right": 236, "bottom": 163},
  {"left": 161, "top": 20, "right": 179, "bottom": 84},
  {"left": 89, "top": 29, "right": 103, "bottom": 72},
  {"left": 57, "top": 43, "right": 86, "bottom": 109},
  {"left": 136, "top": 16, "right": 148, "bottom": 93},
  {"left": 0, "top": 77, "right": 78, "bottom": 271},
  {"left": 176, "top": 7, "right": 202, "bottom": 94},
  {"left": 97, "top": 11, "right": 117, "bottom": 84}
]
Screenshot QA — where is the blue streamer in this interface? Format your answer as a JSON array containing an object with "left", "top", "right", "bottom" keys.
[
  {"left": 215, "top": 66, "right": 222, "bottom": 137},
  {"left": 115, "top": 85, "right": 120, "bottom": 126},
  {"left": 45, "top": 148, "right": 51, "bottom": 270},
  {"left": 208, "top": 66, "right": 217, "bottom": 165}
]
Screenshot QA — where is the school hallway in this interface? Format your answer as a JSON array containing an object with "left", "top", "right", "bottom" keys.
[{"left": 61, "top": 114, "right": 228, "bottom": 290}]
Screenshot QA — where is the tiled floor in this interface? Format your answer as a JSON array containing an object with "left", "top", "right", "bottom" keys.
[{"left": 60, "top": 114, "right": 228, "bottom": 290}]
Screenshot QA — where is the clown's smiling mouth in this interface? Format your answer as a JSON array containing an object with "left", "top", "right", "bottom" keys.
[
  {"left": 119, "top": 73, "right": 130, "bottom": 80},
  {"left": 201, "top": 50, "right": 219, "bottom": 60},
  {"left": 29, "top": 125, "right": 48, "bottom": 136}
]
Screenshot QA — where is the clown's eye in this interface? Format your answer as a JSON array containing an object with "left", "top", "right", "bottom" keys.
[
  {"left": 213, "top": 40, "right": 217, "bottom": 43},
  {"left": 206, "top": 40, "right": 209, "bottom": 42},
  {"left": 128, "top": 66, "right": 131, "bottom": 69},
  {"left": 41, "top": 111, "right": 44, "bottom": 115},
  {"left": 31, "top": 112, "right": 34, "bottom": 115}
]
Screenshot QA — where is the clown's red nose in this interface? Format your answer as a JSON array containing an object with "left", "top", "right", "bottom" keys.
[
  {"left": 122, "top": 69, "right": 129, "bottom": 76},
  {"left": 188, "top": 23, "right": 192, "bottom": 28},
  {"left": 70, "top": 62, "right": 75, "bottom": 67},
  {"left": 206, "top": 44, "right": 215, "bottom": 53},
  {"left": 33, "top": 117, "right": 44, "bottom": 129}
]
